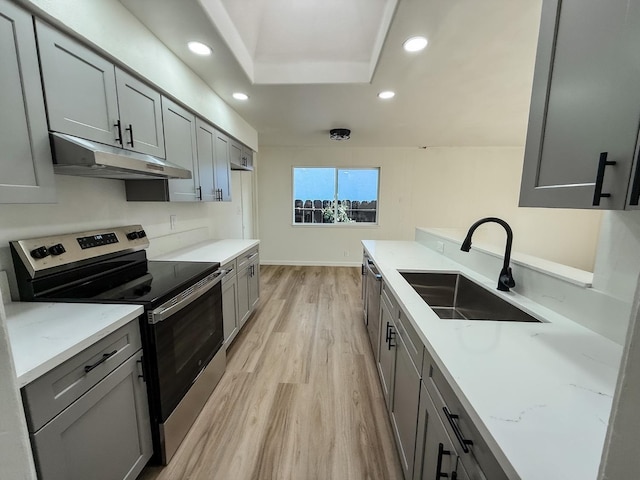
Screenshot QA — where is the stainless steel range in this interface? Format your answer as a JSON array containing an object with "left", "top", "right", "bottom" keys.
[{"left": 10, "top": 225, "right": 226, "bottom": 465}]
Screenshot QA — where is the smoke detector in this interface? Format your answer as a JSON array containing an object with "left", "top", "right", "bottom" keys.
[{"left": 330, "top": 128, "right": 351, "bottom": 141}]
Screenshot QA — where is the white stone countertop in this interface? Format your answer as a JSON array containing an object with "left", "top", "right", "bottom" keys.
[
  {"left": 153, "top": 239, "right": 260, "bottom": 265},
  {"left": 362, "top": 240, "right": 622, "bottom": 480},
  {"left": 6, "top": 302, "right": 143, "bottom": 387}
]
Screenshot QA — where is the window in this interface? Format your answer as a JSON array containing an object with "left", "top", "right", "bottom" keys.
[{"left": 293, "top": 167, "right": 379, "bottom": 224}]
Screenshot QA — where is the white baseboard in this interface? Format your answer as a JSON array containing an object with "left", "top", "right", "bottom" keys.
[{"left": 260, "top": 260, "right": 361, "bottom": 268}]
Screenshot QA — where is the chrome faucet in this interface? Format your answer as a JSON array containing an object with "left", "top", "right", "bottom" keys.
[{"left": 460, "top": 217, "right": 516, "bottom": 292}]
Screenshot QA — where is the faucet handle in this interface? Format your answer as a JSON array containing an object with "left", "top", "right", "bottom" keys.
[{"left": 498, "top": 267, "right": 515, "bottom": 291}]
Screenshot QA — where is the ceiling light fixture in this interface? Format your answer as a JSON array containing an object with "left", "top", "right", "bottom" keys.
[
  {"left": 232, "top": 92, "right": 249, "bottom": 101},
  {"left": 187, "top": 41, "right": 212, "bottom": 56},
  {"left": 378, "top": 91, "right": 395, "bottom": 100},
  {"left": 403, "top": 36, "right": 428, "bottom": 52},
  {"left": 330, "top": 128, "right": 351, "bottom": 141}
]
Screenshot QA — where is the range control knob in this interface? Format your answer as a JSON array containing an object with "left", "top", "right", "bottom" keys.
[
  {"left": 137, "top": 230, "right": 147, "bottom": 238},
  {"left": 30, "top": 246, "right": 49, "bottom": 259},
  {"left": 126, "top": 232, "right": 139, "bottom": 240},
  {"left": 49, "top": 243, "right": 66, "bottom": 256}
]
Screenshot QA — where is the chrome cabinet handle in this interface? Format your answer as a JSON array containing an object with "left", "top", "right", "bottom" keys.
[{"left": 592, "top": 152, "right": 616, "bottom": 206}]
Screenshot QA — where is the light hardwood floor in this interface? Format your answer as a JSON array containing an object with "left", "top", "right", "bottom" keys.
[{"left": 138, "top": 265, "right": 403, "bottom": 480}]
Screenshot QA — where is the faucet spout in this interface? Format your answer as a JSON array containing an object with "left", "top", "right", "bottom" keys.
[{"left": 460, "top": 217, "right": 515, "bottom": 292}]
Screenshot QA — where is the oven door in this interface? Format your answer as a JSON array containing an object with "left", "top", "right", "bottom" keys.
[{"left": 147, "top": 270, "right": 224, "bottom": 422}]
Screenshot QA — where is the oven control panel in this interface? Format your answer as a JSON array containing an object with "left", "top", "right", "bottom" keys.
[{"left": 11, "top": 225, "right": 150, "bottom": 278}]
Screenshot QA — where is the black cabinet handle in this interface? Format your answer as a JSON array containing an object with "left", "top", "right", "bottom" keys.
[
  {"left": 126, "top": 124, "right": 135, "bottom": 147},
  {"left": 385, "top": 321, "right": 391, "bottom": 342},
  {"left": 443, "top": 407, "right": 473, "bottom": 453},
  {"left": 629, "top": 148, "right": 640, "bottom": 206},
  {"left": 436, "top": 443, "right": 451, "bottom": 478},
  {"left": 84, "top": 350, "right": 117, "bottom": 373},
  {"left": 136, "top": 357, "right": 146, "bottom": 381},
  {"left": 114, "top": 120, "right": 123, "bottom": 145},
  {"left": 387, "top": 326, "right": 395, "bottom": 350},
  {"left": 592, "top": 152, "right": 616, "bottom": 206},
  {"left": 197, "top": 186, "right": 202, "bottom": 201}
]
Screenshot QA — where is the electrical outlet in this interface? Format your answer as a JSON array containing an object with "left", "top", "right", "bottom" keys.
[
  {"left": 436, "top": 241, "right": 445, "bottom": 253},
  {"left": 344, "top": 250, "right": 350, "bottom": 257},
  {"left": 170, "top": 215, "right": 177, "bottom": 230}
]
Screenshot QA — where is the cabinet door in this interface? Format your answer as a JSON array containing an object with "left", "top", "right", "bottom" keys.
[
  {"left": 222, "top": 275, "right": 239, "bottom": 348},
  {"left": 0, "top": 1, "right": 55, "bottom": 203},
  {"left": 214, "top": 130, "right": 232, "bottom": 201},
  {"left": 241, "top": 146, "right": 254, "bottom": 170},
  {"left": 378, "top": 297, "right": 396, "bottom": 411},
  {"left": 115, "top": 68, "right": 165, "bottom": 158},
  {"left": 31, "top": 351, "right": 152, "bottom": 480},
  {"left": 195, "top": 118, "right": 216, "bottom": 201},
  {"left": 414, "top": 383, "right": 458, "bottom": 480},
  {"left": 248, "top": 259, "right": 260, "bottom": 312},
  {"left": 162, "top": 97, "right": 199, "bottom": 201},
  {"left": 391, "top": 332, "right": 421, "bottom": 479},
  {"left": 237, "top": 266, "right": 250, "bottom": 327},
  {"left": 520, "top": 0, "right": 640, "bottom": 209},
  {"left": 229, "top": 139, "right": 243, "bottom": 169},
  {"left": 36, "top": 20, "right": 120, "bottom": 147}
]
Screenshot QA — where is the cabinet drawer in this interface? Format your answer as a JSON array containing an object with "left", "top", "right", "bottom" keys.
[
  {"left": 237, "top": 247, "right": 259, "bottom": 271},
  {"left": 395, "top": 311, "right": 423, "bottom": 377},
  {"left": 221, "top": 259, "right": 237, "bottom": 284},
  {"left": 22, "top": 320, "right": 142, "bottom": 432},
  {"left": 381, "top": 281, "right": 399, "bottom": 316},
  {"left": 425, "top": 361, "right": 508, "bottom": 480}
]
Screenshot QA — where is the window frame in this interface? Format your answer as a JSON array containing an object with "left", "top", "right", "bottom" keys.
[{"left": 291, "top": 166, "right": 380, "bottom": 227}]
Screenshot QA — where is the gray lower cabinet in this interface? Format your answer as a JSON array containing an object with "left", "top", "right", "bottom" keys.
[
  {"left": 236, "top": 247, "right": 260, "bottom": 328},
  {"left": 390, "top": 327, "right": 421, "bottom": 479},
  {"left": 378, "top": 289, "right": 397, "bottom": 411},
  {"left": 222, "top": 260, "right": 239, "bottom": 348},
  {"left": 520, "top": 0, "right": 640, "bottom": 209},
  {"left": 0, "top": 0, "right": 55, "bottom": 204},
  {"left": 36, "top": 20, "right": 165, "bottom": 158},
  {"left": 22, "top": 321, "right": 152, "bottom": 480}
]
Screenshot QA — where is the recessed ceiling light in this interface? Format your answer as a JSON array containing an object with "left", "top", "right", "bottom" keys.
[
  {"left": 403, "top": 36, "right": 428, "bottom": 52},
  {"left": 232, "top": 92, "right": 249, "bottom": 101},
  {"left": 378, "top": 91, "right": 395, "bottom": 100},
  {"left": 187, "top": 41, "right": 212, "bottom": 56}
]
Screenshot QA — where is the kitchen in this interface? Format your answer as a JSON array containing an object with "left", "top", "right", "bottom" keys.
[{"left": 1, "top": 0, "right": 639, "bottom": 479}]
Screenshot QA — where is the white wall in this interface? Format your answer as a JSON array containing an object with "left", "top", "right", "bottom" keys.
[
  {"left": 257, "top": 146, "right": 602, "bottom": 271},
  {"left": 20, "top": 0, "right": 258, "bottom": 150},
  {"left": 0, "top": 173, "right": 249, "bottom": 299}
]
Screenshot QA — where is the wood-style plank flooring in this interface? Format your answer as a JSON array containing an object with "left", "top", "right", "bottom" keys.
[{"left": 138, "top": 265, "right": 403, "bottom": 480}]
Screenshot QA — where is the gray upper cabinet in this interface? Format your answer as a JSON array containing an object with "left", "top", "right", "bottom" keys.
[
  {"left": 241, "top": 145, "right": 254, "bottom": 170},
  {"left": 196, "top": 118, "right": 217, "bottom": 202},
  {"left": 36, "top": 21, "right": 166, "bottom": 158},
  {"left": 520, "top": 0, "right": 640, "bottom": 209},
  {"left": 115, "top": 68, "right": 165, "bottom": 158},
  {"left": 214, "top": 130, "right": 232, "bottom": 201},
  {"left": 0, "top": 2, "right": 55, "bottom": 204},
  {"left": 163, "top": 98, "right": 199, "bottom": 201},
  {"left": 36, "top": 20, "right": 120, "bottom": 147},
  {"left": 230, "top": 139, "right": 254, "bottom": 171}
]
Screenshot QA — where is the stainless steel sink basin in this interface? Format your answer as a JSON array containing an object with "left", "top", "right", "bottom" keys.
[{"left": 399, "top": 271, "right": 541, "bottom": 322}]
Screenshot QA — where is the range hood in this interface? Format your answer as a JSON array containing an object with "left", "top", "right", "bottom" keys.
[{"left": 50, "top": 133, "right": 192, "bottom": 180}]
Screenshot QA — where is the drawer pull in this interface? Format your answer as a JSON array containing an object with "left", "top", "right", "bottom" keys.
[
  {"left": 443, "top": 406, "right": 473, "bottom": 453},
  {"left": 84, "top": 350, "right": 117, "bottom": 374},
  {"left": 436, "top": 442, "right": 451, "bottom": 478}
]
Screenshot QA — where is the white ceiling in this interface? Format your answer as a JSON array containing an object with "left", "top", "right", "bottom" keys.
[{"left": 119, "top": 0, "right": 543, "bottom": 148}]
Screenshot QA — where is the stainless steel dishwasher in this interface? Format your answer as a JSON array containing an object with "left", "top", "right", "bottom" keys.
[{"left": 365, "top": 258, "right": 383, "bottom": 359}]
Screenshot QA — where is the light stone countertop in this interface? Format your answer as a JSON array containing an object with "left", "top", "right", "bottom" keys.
[
  {"left": 6, "top": 302, "right": 143, "bottom": 387},
  {"left": 152, "top": 239, "right": 260, "bottom": 264},
  {"left": 362, "top": 240, "right": 622, "bottom": 480}
]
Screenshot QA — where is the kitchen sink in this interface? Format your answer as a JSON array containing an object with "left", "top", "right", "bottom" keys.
[{"left": 398, "top": 271, "right": 541, "bottom": 322}]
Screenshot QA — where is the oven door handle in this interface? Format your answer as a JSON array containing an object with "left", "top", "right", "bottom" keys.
[{"left": 149, "top": 269, "right": 223, "bottom": 324}]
